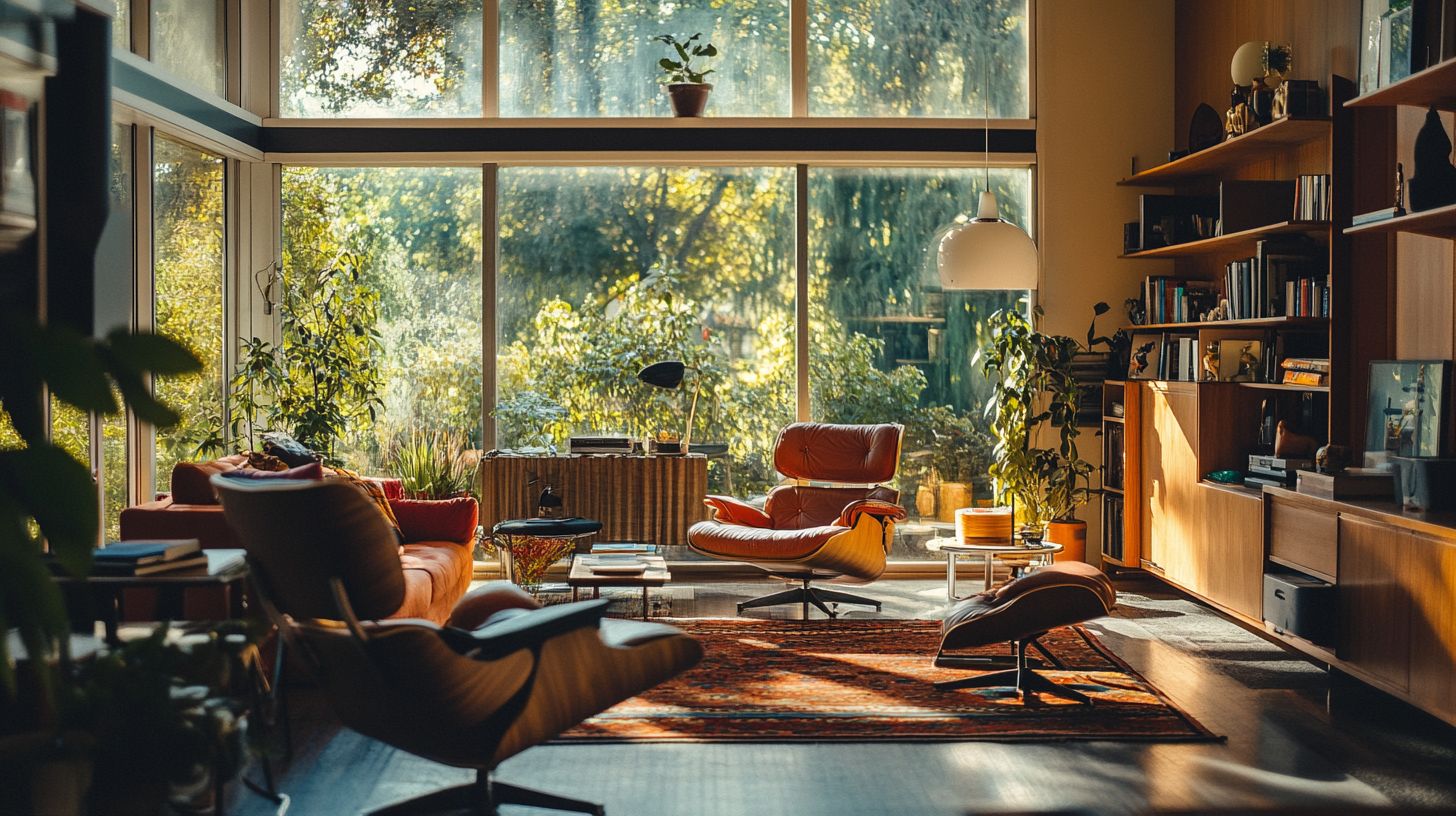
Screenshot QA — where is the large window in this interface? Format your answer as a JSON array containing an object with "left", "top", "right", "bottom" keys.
[
  {"left": 152, "top": 135, "right": 225, "bottom": 489},
  {"left": 151, "top": 0, "right": 226, "bottom": 96},
  {"left": 281, "top": 167, "right": 484, "bottom": 472},
  {"left": 500, "top": 0, "right": 791, "bottom": 117},
  {"left": 279, "top": 0, "right": 483, "bottom": 117},
  {"left": 496, "top": 166, "right": 796, "bottom": 496}
]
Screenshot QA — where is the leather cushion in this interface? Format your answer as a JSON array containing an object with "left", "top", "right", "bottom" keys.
[
  {"left": 687, "top": 520, "right": 838, "bottom": 561},
  {"left": 991, "top": 560, "right": 1115, "bottom": 608},
  {"left": 394, "top": 541, "right": 477, "bottom": 624},
  {"left": 773, "top": 422, "right": 903, "bottom": 483},
  {"left": 942, "top": 561, "right": 1116, "bottom": 645},
  {"left": 391, "top": 497, "right": 479, "bottom": 545},
  {"left": 764, "top": 484, "right": 898, "bottom": 530},
  {"left": 169, "top": 455, "right": 246, "bottom": 505},
  {"left": 119, "top": 499, "right": 240, "bottom": 550}
]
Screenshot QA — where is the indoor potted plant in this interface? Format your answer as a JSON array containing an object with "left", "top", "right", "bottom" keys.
[
  {"left": 981, "top": 306, "right": 1095, "bottom": 561},
  {"left": 920, "top": 407, "right": 992, "bottom": 523},
  {"left": 654, "top": 33, "right": 717, "bottom": 117}
]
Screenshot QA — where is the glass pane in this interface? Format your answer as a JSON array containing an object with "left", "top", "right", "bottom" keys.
[
  {"left": 104, "top": 123, "right": 133, "bottom": 541},
  {"left": 50, "top": 396, "right": 90, "bottom": 468},
  {"left": 501, "top": 0, "right": 790, "bottom": 117},
  {"left": 497, "top": 166, "right": 795, "bottom": 498},
  {"left": 280, "top": 0, "right": 483, "bottom": 117},
  {"left": 0, "top": 405, "right": 20, "bottom": 449},
  {"left": 153, "top": 135, "right": 225, "bottom": 490},
  {"left": 280, "top": 167, "right": 483, "bottom": 473},
  {"left": 114, "top": 0, "right": 130, "bottom": 51},
  {"left": 808, "top": 166, "right": 1031, "bottom": 560},
  {"left": 151, "top": 0, "right": 226, "bottom": 97},
  {"left": 808, "top": 0, "right": 1029, "bottom": 117}
]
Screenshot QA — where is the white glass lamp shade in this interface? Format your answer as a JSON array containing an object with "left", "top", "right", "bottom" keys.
[
  {"left": 1230, "top": 41, "right": 1284, "bottom": 88},
  {"left": 937, "top": 191, "right": 1038, "bottom": 291}
]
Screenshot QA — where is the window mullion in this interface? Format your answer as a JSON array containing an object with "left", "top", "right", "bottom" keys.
[
  {"left": 482, "top": 163, "right": 498, "bottom": 448},
  {"left": 483, "top": 0, "right": 499, "bottom": 118},
  {"left": 795, "top": 163, "right": 809, "bottom": 422},
  {"left": 791, "top": 0, "right": 808, "bottom": 118}
]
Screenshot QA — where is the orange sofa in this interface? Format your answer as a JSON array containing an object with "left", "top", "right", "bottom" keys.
[{"left": 119, "top": 456, "right": 478, "bottom": 625}]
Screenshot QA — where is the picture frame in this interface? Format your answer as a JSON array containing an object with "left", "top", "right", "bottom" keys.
[
  {"left": 1216, "top": 339, "right": 1263, "bottom": 382},
  {"left": 1364, "top": 360, "right": 1450, "bottom": 465},
  {"left": 1360, "top": 0, "right": 1392, "bottom": 95},
  {"left": 1127, "top": 333, "right": 1161, "bottom": 380}
]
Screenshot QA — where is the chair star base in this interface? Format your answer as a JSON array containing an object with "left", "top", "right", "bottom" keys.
[
  {"left": 934, "top": 636, "right": 1091, "bottom": 706},
  {"left": 737, "top": 577, "right": 882, "bottom": 619},
  {"left": 368, "top": 770, "right": 604, "bottom": 816}
]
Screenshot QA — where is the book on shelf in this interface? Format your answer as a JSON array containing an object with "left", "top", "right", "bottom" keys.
[
  {"left": 1293, "top": 174, "right": 1331, "bottom": 221},
  {"left": 93, "top": 539, "right": 201, "bottom": 565},
  {"left": 1351, "top": 206, "right": 1405, "bottom": 226},
  {"left": 1281, "top": 357, "right": 1330, "bottom": 373},
  {"left": 1282, "top": 370, "right": 1328, "bottom": 386}
]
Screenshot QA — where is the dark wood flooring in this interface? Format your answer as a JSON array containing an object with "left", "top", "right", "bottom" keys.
[{"left": 223, "top": 575, "right": 1456, "bottom": 816}]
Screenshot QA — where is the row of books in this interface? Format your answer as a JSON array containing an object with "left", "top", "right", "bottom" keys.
[
  {"left": 1281, "top": 357, "right": 1330, "bottom": 387},
  {"left": 1139, "top": 277, "right": 1220, "bottom": 325},
  {"left": 1222, "top": 240, "right": 1327, "bottom": 320},
  {"left": 45, "top": 539, "right": 236, "bottom": 577},
  {"left": 1158, "top": 336, "right": 1202, "bottom": 381},
  {"left": 1293, "top": 174, "right": 1330, "bottom": 222}
]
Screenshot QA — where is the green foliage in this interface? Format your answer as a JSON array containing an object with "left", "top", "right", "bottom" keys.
[
  {"left": 231, "top": 255, "right": 386, "bottom": 463},
  {"left": 905, "top": 405, "right": 993, "bottom": 485},
  {"left": 654, "top": 32, "right": 717, "bottom": 84},
  {"left": 980, "top": 306, "right": 1094, "bottom": 528},
  {"left": 0, "top": 315, "right": 200, "bottom": 706},
  {"left": 386, "top": 427, "right": 474, "bottom": 499}
]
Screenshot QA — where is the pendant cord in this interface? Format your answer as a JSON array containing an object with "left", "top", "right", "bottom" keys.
[{"left": 983, "top": 62, "right": 990, "bottom": 192}]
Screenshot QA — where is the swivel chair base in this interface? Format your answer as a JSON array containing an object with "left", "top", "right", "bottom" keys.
[
  {"left": 738, "top": 577, "right": 881, "bottom": 619},
  {"left": 370, "top": 770, "right": 604, "bottom": 816},
  {"left": 933, "top": 635, "right": 1091, "bottom": 706}
]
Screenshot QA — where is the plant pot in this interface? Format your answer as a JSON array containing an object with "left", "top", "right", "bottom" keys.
[
  {"left": 914, "top": 484, "right": 936, "bottom": 519},
  {"left": 936, "top": 482, "right": 972, "bottom": 523},
  {"left": 1047, "top": 518, "right": 1087, "bottom": 563},
  {"left": 666, "top": 83, "right": 713, "bottom": 117}
]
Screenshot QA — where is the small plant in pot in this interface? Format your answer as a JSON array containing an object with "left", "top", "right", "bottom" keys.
[
  {"left": 980, "top": 306, "right": 1095, "bottom": 560},
  {"left": 654, "top": 32, "right": 717, "bottom": 117}
]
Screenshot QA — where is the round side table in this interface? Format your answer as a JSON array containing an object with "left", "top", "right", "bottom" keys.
[
  {"left": 924, "top": 537, "right": 1063, "bottom": 600},
  {"left": 492, "top": 517, "right": 603, "bottom": 593}
]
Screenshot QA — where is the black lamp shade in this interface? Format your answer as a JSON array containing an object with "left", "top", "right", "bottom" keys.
[{"left": 638, "top": 361, "right": 686, "bottom": 389}]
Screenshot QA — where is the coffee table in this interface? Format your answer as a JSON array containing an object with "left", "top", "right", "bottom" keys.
[
  {"left": 567, "top": 554, "right": 670, "bottom": 620},
  {"left": 924, "top": 538, "right": 1062, "bottom": 600},
  {"left": 54, "top": 549, "right": 250, "bottom": 645}
]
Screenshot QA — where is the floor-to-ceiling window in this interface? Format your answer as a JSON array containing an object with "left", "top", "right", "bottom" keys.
[
  {"left": 152, "top": 135, "right": 225, "bottom": 488},
  {"left": 150, "top": 0, "right": 226, "bottom": 95}
]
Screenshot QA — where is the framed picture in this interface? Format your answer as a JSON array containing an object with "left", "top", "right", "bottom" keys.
[
  {"left": 1365, "top": 360, "right": 1450, "bottom": 465},
  {"left": 1217, "top": 339, "right": 1263, "bottom": 382},
  {"left": 1127, "top": 333, "right": 1161, "bottom": 380},
  {"left": 1360, "top": 0, "right": 1392, "bottom": 95}
]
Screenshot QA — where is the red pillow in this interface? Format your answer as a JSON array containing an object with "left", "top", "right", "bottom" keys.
[
  {"left": 216, "top": 462, "right": 325, "bottom": 482},
  {"left": 170, "top": 459, "right": 242, "bottom": 504},
  {"left": 389, "top": 497, "right": 478, "bottom": 545}
]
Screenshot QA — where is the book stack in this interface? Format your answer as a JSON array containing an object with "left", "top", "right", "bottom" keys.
[
  {"left": 1141, "top": 277, "right": 1219, "bottom": 324},
  {"left": 1158, "top": 335, "right": 1200, "bottom": 381},
  {"left": 1293, "top": 174, "right": 1330, "bottom": 221},
  {"left": 1281, "top": 357, "right": 1330, "bottom": 387},
  {"left": 1222, "top": 240, "right": 1326, "bottom": 320},
  {"left": 1284, "top": 276, "right": 1329, "bottom": 317},
  {"left": 1245, "top": 455, "right": 1315, "bottom": 489},
  {"left": 91, "top": 539, "right": 205, "bottom": 576}
]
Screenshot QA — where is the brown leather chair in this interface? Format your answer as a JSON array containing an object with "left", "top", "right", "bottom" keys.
[
  {"left": 934, "top": 560, "right": 1116, "bottom": 705},
  {"left": 687, "top": 422, "right": 908, "bottom": 618},
  {"left": 213, "top": 475, "right": 703, "bottom": 815}
]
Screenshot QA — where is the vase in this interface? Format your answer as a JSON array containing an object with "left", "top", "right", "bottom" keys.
[
  {"left": 501, "top": 535, "right": 577, "bottom": 592},
  {"left": 915, "top": 484, "right": 936, "bottom": 519},
  {"left": 665, "top": 83, "right": 713, "bottom": 117},
  {"left": 936, "top": 482, "right": 972, "bottom": 523},
  {"left": 1046, "top": 518, "right": 1087, "bottom": 563}
]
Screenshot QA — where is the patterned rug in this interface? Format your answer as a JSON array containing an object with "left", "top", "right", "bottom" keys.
[{"left": 556, "top": 618, "right": 1219, "bottom": 743}]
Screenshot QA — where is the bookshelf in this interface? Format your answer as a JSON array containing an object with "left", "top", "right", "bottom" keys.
[
  {"left": 1345, "top": 201, "right": 1456, "bottom": 241},
  {"left": 1130, "top": 316, "right": 1327, "bottom": 331},
  {"left": 1117, "top": 116, "right": 1333, "bottom": 187},
  {"left": 1119, "top": 221, "right": 1330, "bottom": 260},
  {"left": 1343, "top": 56, "right": 1456, "bottom": 111}
]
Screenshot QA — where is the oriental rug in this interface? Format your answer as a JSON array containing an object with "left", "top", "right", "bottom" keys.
[{"left": 555, "top": 618, "right": 1219, "bottom": 743}]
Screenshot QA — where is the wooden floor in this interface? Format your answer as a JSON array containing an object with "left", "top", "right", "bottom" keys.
[{"left": 224, "top": 575, "right": 1456, "bottom": 816}]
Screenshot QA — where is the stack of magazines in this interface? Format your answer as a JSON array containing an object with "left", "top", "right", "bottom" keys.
[{"left": 90, "top": 539, "right": 205, "bottom": 576}]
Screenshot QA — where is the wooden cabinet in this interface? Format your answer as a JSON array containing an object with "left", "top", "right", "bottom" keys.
[
  {"left": 1140, "top": 383, "right": 1199, "bottom": 583},
  {"left": 1337, "top": 515, "right": 1413, "bottom": 690},
  {"left": 1409, "top": 531, "right": 1456, "bottom": 721},
  {"left": 1268, "top": 496, "right": 1339, "bottom": 580},
  {"left": 1199, "top": 485, "right": 1264, "bottom": 620}
]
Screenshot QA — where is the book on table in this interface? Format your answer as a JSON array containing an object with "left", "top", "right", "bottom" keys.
[
  {"left": 92, "top": 539, "right": 201, "bottom": 566},
  {"left": 91, "top": 554, "right": 210, "bottom": 576}
]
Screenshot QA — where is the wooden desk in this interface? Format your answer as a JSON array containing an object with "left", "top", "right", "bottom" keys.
[{"left": 478, "top": 453, "right": 709, "bottom": 546}]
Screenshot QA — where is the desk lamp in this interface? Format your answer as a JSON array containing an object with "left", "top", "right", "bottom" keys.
[{"left": 637, "top": 360, "right": 700, "bottom": 449}]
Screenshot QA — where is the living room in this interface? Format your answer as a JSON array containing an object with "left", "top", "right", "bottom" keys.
[{"left": 4, "top": 0, "right": 1456, "bottom": 814}]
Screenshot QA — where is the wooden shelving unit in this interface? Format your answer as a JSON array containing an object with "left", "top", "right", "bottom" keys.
[
  {"left": 1120, "top": 221, "right": 1330, "bottom": 260},
  {"left": 1345, "top": 202, "right": 1456, "bottom": 240},
  {"left": 1344, "top": 57, "right": 1456, "bottom": 111},
  {"left": 1117, "top": 117, "right": 1333, "bottom": 187},
  {"left": 1238, "top": 381, "right": 1329, "bottom": 393},
  {"left": 1126, "top": 316, "right": 1328, "bottom": 331}
]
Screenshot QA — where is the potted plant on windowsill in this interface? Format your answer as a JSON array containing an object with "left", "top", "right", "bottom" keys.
[
  {"left": 981, "top": 306, "right": 1094, "bottom": 562},
  {"left": 654, "top": 33, "right": 717, "bottom": 117}
]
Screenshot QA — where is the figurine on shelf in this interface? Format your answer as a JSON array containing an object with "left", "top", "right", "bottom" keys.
[
  {"left": 1224, "top": 85, "right": 1254, "bottom": 140},
  {"left": 1274, "top": 421, "right": 1320, "bottom": 459},
  {"left": 1315, "top": 444, "right": 1353, "bottom": 474},
  {"left": 1232, "top": 341, "right": 1260, "bottom": 381},
  {"left": 1409, "top": 107, "right": 1456, "bottom": 212},
  {"left": 1202, "top": 341, "right": 1220, "bottom": 381},
  {"left": 1396, "top": 161, "right": 1407, "bottom": 214}
]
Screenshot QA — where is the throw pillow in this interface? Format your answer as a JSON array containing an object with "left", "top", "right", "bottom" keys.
[
  {"left": 216, "top": 462, "right": 325, "bottom": 482},
  {"left": 243, "top": 451, "right": 289, "bottom": 472},
  {"left": 169, "top": 456, "right": 245, "bottom": 504},
  {"left": 390, "top": 496, "right": 479, "bottom": 545},
  {"left": 261, "top": 431, "right": 322, "bottom": 468},
  {"left": 328, "top": 469, "right": 406, "bottom": 544}
]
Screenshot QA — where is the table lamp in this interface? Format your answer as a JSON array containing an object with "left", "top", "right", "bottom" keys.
[{"left": 637, "top": 360, "right": 700, "bottom": 449}]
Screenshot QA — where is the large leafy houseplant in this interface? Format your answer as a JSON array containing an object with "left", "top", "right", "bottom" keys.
[
  {"left": 980, "top": 306, "right": 1094, "bottom": 531},
  {"left": 232, "top": 253, "right": 385, "bottom": 463}
]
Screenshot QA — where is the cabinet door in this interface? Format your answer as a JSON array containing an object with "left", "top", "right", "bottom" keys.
[
  {"left": 1337, "top": 515, "right": 1412, "bottom": 690},
  {"left": 1409, "top": 531, "right": 1456, "bottom": 720},
  {"left": 1141, "top": 384, "right": 1200, "bottom": 588},
  {"left": 1200, "top": 487, "right": 1264, "bottom": 619}
]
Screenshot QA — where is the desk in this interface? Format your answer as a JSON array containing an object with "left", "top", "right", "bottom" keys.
[{"left": 478, "top": 453, "right": 709, "bottom": 546}]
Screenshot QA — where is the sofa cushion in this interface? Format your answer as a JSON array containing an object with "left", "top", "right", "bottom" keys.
[
  {"left": 393, "top": 541, "right": 477, "bottom": 624},
  {"left": 119, "top": 499, "right": 240, "bottom": 550},
  {"left": 169, "top": 455, "right": 246, "bottom": 505},
  {"left": 216, "top": 461, "right": 325, "bottom": 482},
  {"left": 390, "top": 497, "right": 478, "bottom": 545}
]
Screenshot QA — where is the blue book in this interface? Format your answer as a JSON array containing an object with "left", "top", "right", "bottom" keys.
[{"left": 93, "top": 539, "right": 201, "bottom": 564}]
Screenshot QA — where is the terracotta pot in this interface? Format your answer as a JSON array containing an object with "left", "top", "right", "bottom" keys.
[
  {"left": 936, "top": 482, "right": 972, "bottom": 523},
  {"left": 914, "top": 484, "right": 936, "bottom": 519},
  {"left": 1047, "top": 518, "right": 1087, "bottom": 563},
  {"left": 666, "top": 83, "right": 713, "bottom": 117}
]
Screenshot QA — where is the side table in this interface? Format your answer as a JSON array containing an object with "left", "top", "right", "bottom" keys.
[
  {"left": 924, "top": 538, "right": 1062, "bottom": 600},
  {"left": 54, "top": 550, "right": 250, "bottom": 646},
  {"left": 567, "top": 554, "right": 670, "bottom": 620}
]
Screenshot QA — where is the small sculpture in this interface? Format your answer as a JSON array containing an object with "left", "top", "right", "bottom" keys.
[
  {"left": 1408, "top": 107, "right": 1456, "bottom": 212},
  {"left": 1396, "top": 161, "right": 1406, "bottom": 212},
  {"left": 1202, "top": 341, "right": 1219, "bottom": 381},
  {"left": 1225, "top": 84, "right": 1254, "bottom": 139},
  {"left": 1315, "top": 444, "right": 1353, "bottom": 474},
  {"left": 1233, "top": 341, "right": 1259, "bottom": 381},
  {"left": 1274, "top": 421, "right": 1320, "bottom": 459}
]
